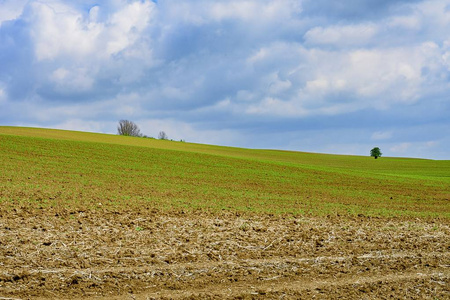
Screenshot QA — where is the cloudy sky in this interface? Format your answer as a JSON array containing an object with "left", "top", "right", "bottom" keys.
[{"left": 1, "top": 0, "right": 449, "bottom": 159}]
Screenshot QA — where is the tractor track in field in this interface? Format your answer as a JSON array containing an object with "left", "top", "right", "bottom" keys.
[
  {"left": 0, "top": 207, "right": 449, "bottom": 299},
  {"left": 123, "top": 269, "right": 448, "bottom": 300}
]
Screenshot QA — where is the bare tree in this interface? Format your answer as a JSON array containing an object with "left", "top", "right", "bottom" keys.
[
  {"left": 117, "top": 120, "right": 142, "bottom": 137},
  {"left": 158, "top": 131, "right": 168, "bottom": 140}
]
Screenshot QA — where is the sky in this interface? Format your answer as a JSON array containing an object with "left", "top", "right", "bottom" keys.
[{"left": 0, "top": 0, "right": 449, "bottom": 159}]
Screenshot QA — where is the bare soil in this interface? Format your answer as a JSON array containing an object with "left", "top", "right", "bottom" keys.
[{"left": 0, "top": 207, "right": 448, "bottom": 299}]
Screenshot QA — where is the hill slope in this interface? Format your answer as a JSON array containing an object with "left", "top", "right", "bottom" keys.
[{"left": 1, "top": 126, "right": 448, "bottom": 218}]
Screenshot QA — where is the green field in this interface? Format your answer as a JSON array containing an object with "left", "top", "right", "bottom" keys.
[{"left": 1, "top": 126, "right": 449, "bottom": 218}]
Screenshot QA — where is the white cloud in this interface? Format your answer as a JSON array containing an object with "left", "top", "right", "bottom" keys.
[
  {"left": 347, "top": 48, "right": 422, "bottom": 101},
  {"left": 305, "top": 78, "right": 329, "bottom": 92},
  {"left": 246, "top": 97, "right": 308, "bottom": 117},
  {"left": 371, "top": 131, "right": 393, "bottom": 141},
  {"left": 425, "top": 141, "right": 439, "bottom": 148},
  {"left": 0, "top": 87, "right": 6, "bottom": 104},
  {"left": 388, "top": 15, "right": 422, "bottom": 30},
  {"left": 304, "top": 23, "right": 378, "bottom": 47},
  {"left": 50, "top": 67, "right": 94, "bottom": 91},
  {"left": 29, "top": 1, "right": 100, "bottom": 61},
  {"left": 303, "top": 43, "right": 444, "bottom": 107},
  {"left": 443, "top": 48, "right": 450, "bottom": 69},
  {"left": 53, "top": 119, "right": 113, "bottom": 134},
  {"left": 388, "top": 140, "right": 442, "bottom": 158},
  {"left": 29, "top": 0, "right": 155, "bottom": 61},
  {"left": 88, "top": 6, "right": 100, "bottom": 23},
  {"left": 109, "top": 93, "right": 144, "bottom": 118},
  {"left": 160, "top": 0, "right": 301, "bottom": 25},
  {"left": 236, "top": 90, "right": 256, "bottom": 102},
  {"left": 419, "top": 0, "right": 450, "bottom": 28},
  {"left": 390, "top": 143, "right": 412, "bottom": 154},
  {"left": 267, "top": 73, "right": 292, "bottom": 95},
  {"left": 240, "top": 40, "right": 437, "bottom": 117},
  {"left": 209, "top": 0, "right": 301, "bottom": 22},
  {"left": 0, "top": 0, "right": 27, "bottom": 23},
  {"left": 18, "top": 92, "right": 145, "bottom": 125},
  {"left": 105, "top": 1, "right": 154, "bottom": 56},
  {"left": 139, "top": 119, "right": 239, "bottom": 146}
]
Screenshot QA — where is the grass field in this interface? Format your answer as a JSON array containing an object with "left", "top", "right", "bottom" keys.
[
  {"left": 0, "top": 126, "right": 448, "bottom": 218},
  {"left": 0, "top": 126, "right": 449, "bottom": 299}
]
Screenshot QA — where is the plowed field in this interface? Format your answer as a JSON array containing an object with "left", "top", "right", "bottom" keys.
[{"left": 1, "top": 207, "right": 448, "bottom": 299}]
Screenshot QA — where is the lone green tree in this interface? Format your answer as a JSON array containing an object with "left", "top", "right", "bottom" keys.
[
  {"left": 117, "top": 120, "right": 142, "bottom": 137},
  {"left": 370, "top": 147, "right": 382, "bottom": 159}
]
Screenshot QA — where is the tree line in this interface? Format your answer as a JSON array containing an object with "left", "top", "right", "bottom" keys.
[{"left": 117, "top": 120, "right": 183, "bottom": 141}]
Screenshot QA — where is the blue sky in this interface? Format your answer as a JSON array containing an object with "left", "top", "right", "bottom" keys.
[{"left": 1, "top": 0, "right": 449, "bottom": 159}]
